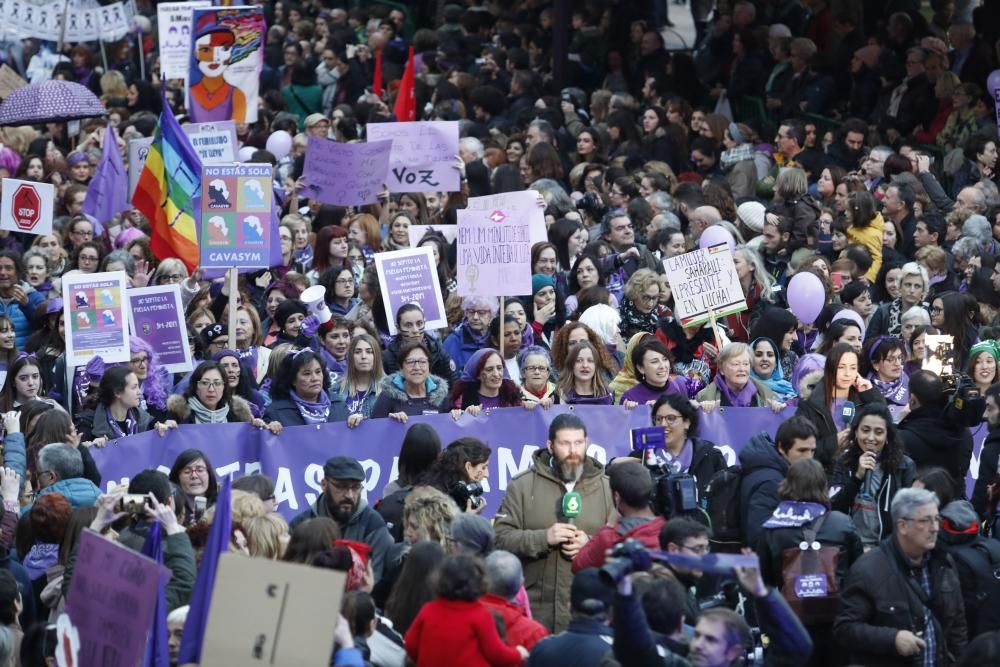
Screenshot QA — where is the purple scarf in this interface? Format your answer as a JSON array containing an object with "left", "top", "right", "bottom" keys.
[
  {"left": 106, "top": 407, "right": 139, "bottom": 438},
  {"left": 290, "top": 389, "right": 331, "bottom": 424},
  {"left": 713, "top": 373, "right": 758, "bottom": 407},
  {"left": 869, "top": 371, "right": 909, "bottom": 406},
  {"left": 565, "top": 389, "right": 614, "bottom": 405}
]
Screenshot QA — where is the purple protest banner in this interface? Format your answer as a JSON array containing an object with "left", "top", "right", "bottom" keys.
[
  {"left": 127, "top": 284, "right": 194, "bottom": 374},
  {"left": 366, "top": 121, "right": 460, "bottom": 193},
  {"left": 63, "top": 271, "right": 131, "bottom": 367},
  {"left": 65, "top": 529, "right": 169, "bottom": 667},
  {"left": 457, "top": 205, "right": 533, "bottom": 297},
  {"left": 373, "top": 246, "right": 447, "bottom": 335},
  {"left": 88, "top": 406, "right": 990, "bottom": 522},
  {"left": 200, "top": 163, "right": 273, "bottom": 269},
  {"left": 302, "top": 136, "right": 392, "bottom": 206}
]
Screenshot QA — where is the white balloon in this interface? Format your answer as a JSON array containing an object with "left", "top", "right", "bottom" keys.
[
  {"left": 265, "top": 130, "right": 293, "bottom": 160},
  {"left": 237, "top": 145, "right": 257, "bottom": 162}
]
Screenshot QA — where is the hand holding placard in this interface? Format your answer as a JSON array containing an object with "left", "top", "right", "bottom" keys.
[
  {"left": 302, "top": 137, "right": 392, "bottom": 206},
  {"left": 367, "top": 121, "right": 460, "bottom": 193}
]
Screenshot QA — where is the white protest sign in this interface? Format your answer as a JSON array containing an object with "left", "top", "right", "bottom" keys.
[
  {"left": 200, "top": 553, "right": 346, "bottom": 667},
  {"left": 374, "top": 246, "right": 448, "bottom": 335},
  {"left": 663, "top": 243, "right": 747, "bottom": 328},
  {"left": 158, "top": 1, "right": 212, "bottom": 81},
  {"left": 127, "top": 137, "right": 154, "bottom": 199},
  {"left": 63, "top": 271, "right": 131, "bottom": 367},
  {"left": 0, "top": 178, "right": 54, "bottom": 236},
  {"left": 467, "top": 190, "right": 547, "bottom": 247},
  {"left": 457, "top": 206, "right": 533, "bottom": 297},
  {"left": 367, "top": 121, "right": 460, "bottom": 193},
  {"left": 183, "top": 120, "right": 238, "bottom": 164}
]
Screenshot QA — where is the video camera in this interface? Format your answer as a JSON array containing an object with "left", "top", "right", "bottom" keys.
[
  {"left": 631, "top": 428, "right": 700, "bottom": 519},
  {"left": 944, "top": 373, "right": 986, "bottom": 428},
  {"left": 576, "top": 191, "right": 608, "bottom": 222}
]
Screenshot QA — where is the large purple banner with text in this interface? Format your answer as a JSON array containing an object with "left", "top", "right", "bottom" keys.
[{"left": 90, "top": 407, "right": 989, "bottom": 520}]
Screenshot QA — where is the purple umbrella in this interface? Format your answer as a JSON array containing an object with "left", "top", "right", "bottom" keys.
[{"left": 0, "top": 80, "right": 107, "bottom": 126}]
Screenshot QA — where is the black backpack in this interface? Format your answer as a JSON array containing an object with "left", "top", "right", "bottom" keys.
[
  {"left": 946, "top": 537, "right": 1000, "bottom": 636},
  {"left": 703, "top": 465, "right": 746, "bottom": 553}
]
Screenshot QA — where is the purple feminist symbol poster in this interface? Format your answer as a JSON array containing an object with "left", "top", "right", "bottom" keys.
[
  {"left": 374, "top": 246, "right": 447, "bottom": 335},
  {"left": 127, "top": 284, "right": 194, "bottom": 373}
]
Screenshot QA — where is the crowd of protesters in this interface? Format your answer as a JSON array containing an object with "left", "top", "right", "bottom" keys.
[{"left": 0, "top": 0, "right": 999, "bottom": 665}]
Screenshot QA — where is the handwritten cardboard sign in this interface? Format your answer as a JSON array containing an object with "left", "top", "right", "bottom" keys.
[
  {"left": 184, "top": 120, "right": 238, "bottom": 165},
  {"left": 374, "top": 246, "right": 447, "bottom": 335},
  {"left": 157, "top": 0, "right": 212, "bottom": 81},
  {"left": 663, "top": 243, "right": 747, "bottom": 327},
  {"left": 127, "top": 284, "right": 194, "bottom": 374},
  {"left": 302, "top": 137, "right": 391, "bottom": 206},
  {"left": 467, "top": 190, "right": 546, "bottom": 247},
  {"left": 63, "top": 271, "right": 131, "bottom": 366},
  {"left": 200, "top": 552, "right": 346, "bottom": 667},
  {"left": 456, "top": 206, "right": 533, "bottom": 297},
  {"left": 64, "top": 530, "right": 168, "bottom": 667},
  {"left": 366, "top": 121, "right": 459, "bottom": 193}
]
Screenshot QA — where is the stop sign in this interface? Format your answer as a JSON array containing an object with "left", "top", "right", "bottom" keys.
[{"left": 11, "top": 184, "right": 40, "bottom": 231}]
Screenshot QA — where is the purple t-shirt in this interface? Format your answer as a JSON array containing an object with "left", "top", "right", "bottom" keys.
[{"left": 619, "top": 377, "right": 688, "bottom": 405}]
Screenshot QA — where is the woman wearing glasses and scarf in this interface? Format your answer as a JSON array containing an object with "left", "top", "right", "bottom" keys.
[
  {"left": 168, "top": 360, "right": 279, "bottom": 431},
  {"left": 264, "top": 349, "right": 345, "bottom": 427}
]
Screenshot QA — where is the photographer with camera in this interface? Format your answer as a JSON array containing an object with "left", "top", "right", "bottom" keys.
[
  {"left": 572, "top": 459, "right": 663, "bottom": 572},
  {"left": 897, "top": 370, "right": 980, "bottom": 483},
  {"left": 603, "top": 540, "right": 812, "bottom": 667},
  {"left": 425, "top": 437, "right": 491, "bottom": 513},
  {"left": 65, "top": 470, "right": 195, "bottom": 611},
  {"left": 495, "top": 414, "right": 613, "bottom": 632}
]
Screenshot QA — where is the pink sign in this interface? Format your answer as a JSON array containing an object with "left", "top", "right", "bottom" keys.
[{"left": 456, "top": 206, "right": 533, "bottom": 297}]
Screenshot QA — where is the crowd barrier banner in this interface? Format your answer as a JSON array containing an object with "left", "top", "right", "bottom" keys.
[{"left": 90, "top": 406, "right": 990, "bottom": 521}]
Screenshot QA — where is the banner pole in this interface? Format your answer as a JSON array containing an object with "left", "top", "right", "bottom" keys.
[
  {"left": 709, "top": 309, "right": 723, "bottom": 353},
  {"left": 498, "top": 295, "right": 505, "bottom": 360},
  {"left": 227, "top": 267, "right": 238, "bottom": 346}
]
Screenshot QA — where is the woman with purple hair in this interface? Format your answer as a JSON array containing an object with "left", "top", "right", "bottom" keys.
[{"left": 128, "top": 337, "right": 171, "bottom": 422}]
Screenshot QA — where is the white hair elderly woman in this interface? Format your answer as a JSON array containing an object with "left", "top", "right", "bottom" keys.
[
  {"left": 442, "top": 295, "right": 499, "bottom": 369},
  {"left": 865, "top": 262, "right": 928, "bottom": 339},
  {"left": 695, "top": 342, "right": 783, "bottom": 411}
]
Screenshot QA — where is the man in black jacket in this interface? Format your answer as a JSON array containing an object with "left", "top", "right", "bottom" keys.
[
  {"left": 972, "top": 383, "right": 1000, "bottom": 521},
  {"left": 898, "top": 371, "right": 975, "bottom": 482},
  {"left": 834, "top": 488, "right": 968, "bottom": 666},
  {"left": 526, "top": 568, "right": 614, "bottom": 667}
]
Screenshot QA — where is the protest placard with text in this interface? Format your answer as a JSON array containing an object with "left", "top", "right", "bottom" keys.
[
  {"left": 302, "top": 137, "right": 392, "bottom": 206},
  {"left": 63, "top": 271, "right": 130, "bottom": 366},
  {"left": 457, "top": 205, "right": 533, "bottom": 296},
  {"left": 127, "top": 284, "right": 194, "bottom": 374},
  {"left": 64, "top": 530, "right": 168, "bottom": 667},
  {"left": 663, "top": 243, "right": 747, "bottom": 327},
  {"left": 157, "top": 1, "right": 212, "bottom": 81},
  {"left": 184, "top": 120, "right": 238, "bottom": 164},
  {"left": 200, "top": 553, "right": 345, "bottom": 667},
  {"left": 200, "top": 163, "right": 273, "bottom": 269},
  {"left": 0, "top": 178, "right": 53, "bottom": 236},
  {"left": 374, "top": 246, "right": 447, "bottom": 335},
  {"left": 367, "top": 121, "right": 460, "bottom": 193},
  {"left": 467, "top": 190, "right": 547, "bottom": 247}
]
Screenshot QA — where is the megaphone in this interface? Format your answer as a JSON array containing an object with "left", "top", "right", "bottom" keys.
[{"left": 300, "top": 285, "right": 332, "bottom": 325}]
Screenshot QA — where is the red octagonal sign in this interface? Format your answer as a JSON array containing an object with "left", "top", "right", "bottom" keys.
[{"left": 11, "top": 184, "right": 40, "bottom": 231}]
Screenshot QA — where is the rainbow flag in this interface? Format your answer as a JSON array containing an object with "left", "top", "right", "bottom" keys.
[{"left": 131, "top": 87, "right": 203, "bottom": 272}]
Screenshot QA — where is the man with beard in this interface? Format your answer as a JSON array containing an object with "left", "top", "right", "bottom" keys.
[
  {"left": 825, "top": 118, "right": 867, "bottom": 171},
  {"left": 291, "top": 456, "right": 393, "bottom": 581},
  {"left": 495, "top": 413, "right": 613, "bottom": 632}
]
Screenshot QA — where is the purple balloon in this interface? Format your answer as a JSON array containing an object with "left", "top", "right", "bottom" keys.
[
  {"left": 988, "top": 69, "right": 1000, "bottom": 97},
  {"left": 787, "top": 272, "right": 825, "bottom": 324},
  {"left": 698, "top": 225, "right": 735, "bottom": 253}
]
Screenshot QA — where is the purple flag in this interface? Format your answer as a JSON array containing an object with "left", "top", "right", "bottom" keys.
[
  {"left": 82, "top": 124, "right": 130, "bottom": 224},
  {"left": 177, "top": 478, "right": 231, "bottom": 664},
  {"left": 141, "top": 522, "right": 170, "bottom": 667}
]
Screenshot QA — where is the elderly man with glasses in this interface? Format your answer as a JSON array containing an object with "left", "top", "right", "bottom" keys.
[{"left": 835, "top": 487, "right": 967, "bottom": 666}]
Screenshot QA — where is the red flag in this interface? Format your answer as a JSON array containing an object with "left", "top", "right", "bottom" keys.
[
  {"left": 393, "top": 46, "right": 416, "bottom": 122},
  {"left": 372, "top": 49, "right": 383, "bottom": 99}
]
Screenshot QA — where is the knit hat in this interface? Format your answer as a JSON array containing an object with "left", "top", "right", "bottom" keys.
[
  {"left": 854, "top": 45, "right": 881, "bottom": 69},
  {"left": 920, "top": 36, "right": 948, "bottom": 59},
  {"left": 792, "top": 353, "right": 826, "bottom": 397},
  {"left": 200, "top": 323, "right": 227, "bottom": 347},
  {"left": 969, "top": 340, "right": 1000, "bottom": 362},
  {"left": 449, "top": 514, "right": 495, "bottom": 556},
  {"left": 831, "top": 309, "right": 866, "bottom": 339},
  {"left": 768, "top": 23, "right": 792, "bottom": 38},
  {"left": 571, "top": 568, "right": 614, "bottom": 615},
  {"left": 940, "top": 500, "right": 979, "bottom": 535},
  {"left": 736, "top": 201, "right": 767, "bottom": 233},
  {"left": 304, "top": 113, "right": 328, "bottom": 129},
  {"left": 531, "top": 274, "right": 555, "bottom": 296},
  {"left": 727, "top": 122, "right": 745, "bottom": 145},
  {"left": 274, "top": 299, "right": 308, "bottom": 330}
]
